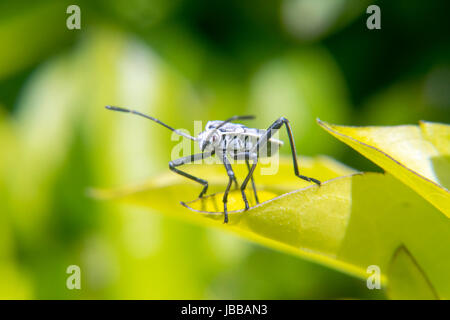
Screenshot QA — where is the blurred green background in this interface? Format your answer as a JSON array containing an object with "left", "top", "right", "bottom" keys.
[{"left": 0, "top": 0, "right": 449, "bottom": 299}]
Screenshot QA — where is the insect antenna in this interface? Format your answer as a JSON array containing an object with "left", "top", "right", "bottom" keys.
[
  {"left": 105, "top": 106, "right": 196, "bottom": 141},
  {"left": 216, "top": 115, "right": 255, "bottom": 130}
]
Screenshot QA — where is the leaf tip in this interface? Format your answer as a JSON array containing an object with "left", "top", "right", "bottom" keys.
[{"left": 316, "top": 118, "right": 332, "bottom": 131}]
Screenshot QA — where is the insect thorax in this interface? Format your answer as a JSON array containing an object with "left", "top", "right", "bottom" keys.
[{"left": 198, "top": 122, "right": 283, "bottom": 158}]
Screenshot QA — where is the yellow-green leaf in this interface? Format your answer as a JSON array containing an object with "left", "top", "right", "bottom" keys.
[
  {"left": 387, "top": 246, "right": 439, "bottom": 300},
  {"left": 90, "top": 156, "right": 450, "bottom": 298},
  {"left": 90, "top": 155, "right": 355, "bottom": 222},
  {"left": 317, "top": 119, "right": 450, "bottom": 217}
]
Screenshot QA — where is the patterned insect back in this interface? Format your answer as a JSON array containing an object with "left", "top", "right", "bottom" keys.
[{"left": 203, "top": 120, "right": 283, "bottom": 159}]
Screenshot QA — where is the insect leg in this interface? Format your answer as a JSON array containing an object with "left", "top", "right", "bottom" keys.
[
  {"left": 225, "top": 161, "right": 238, "bottom": 189},
  {"left": 169, "top": 151, "right": 215, "bottom": 198},
  {"left": 232, "top": 174, "right": 239, "bottom": 189},
  {"left": 234, "top": 152, "right": 258, "bottom": 211},
  {"left": 221, "top": 153, "right": 236, "bottom": 224},
  {"left": 254, "top": 117, "right": 321, "bottom": 185},
  {"left": 246, "top": 159, "right": 259, "bottom": 204}
]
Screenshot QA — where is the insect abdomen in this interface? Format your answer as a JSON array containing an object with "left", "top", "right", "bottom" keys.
[{"left": 222, "top": 130, "right": 282, "bottom": 158}]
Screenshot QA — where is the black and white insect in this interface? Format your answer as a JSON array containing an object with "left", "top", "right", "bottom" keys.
[{"left": 105, "top": 105, "right": 321, "bottom": 223}]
